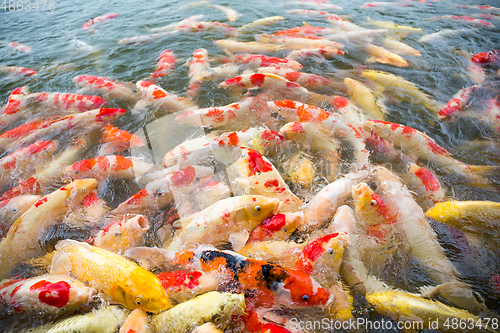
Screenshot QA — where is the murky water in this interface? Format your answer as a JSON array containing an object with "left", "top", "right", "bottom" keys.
[{"left": 1, "top": 0, "right": 500, "bottom": 331}]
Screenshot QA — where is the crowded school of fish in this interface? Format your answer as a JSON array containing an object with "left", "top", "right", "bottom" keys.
[{"left": 1, "top": 0, "right": 500, "bottom": 332}]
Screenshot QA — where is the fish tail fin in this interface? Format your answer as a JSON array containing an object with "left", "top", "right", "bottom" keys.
[{"left": 467, "top": 165, "right": 500, "bottom": 177}]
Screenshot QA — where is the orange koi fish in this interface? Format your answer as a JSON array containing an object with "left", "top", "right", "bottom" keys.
[
  {"left": 150, "top": 49, "right": 176, "bottom": 78},
  {"left": 472, "top": 49, "right": 500, "bottom": 64},
  {"left": 406, "top": 163, "right": 446, "bottom": 205},
  {"left": 0, "top": 274, "right": 93, "bottom": 317},
  {"left": 82, "top": 13, "right": 118, "bottom": 32},
  {"left": 99, "top": 124, "right": 145, "bottom": 154},
  {"left": 73, "top": 75, "right": 140, "bottom": 102}
]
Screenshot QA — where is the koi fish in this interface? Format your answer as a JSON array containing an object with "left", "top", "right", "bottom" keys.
[
  {"left": 0, "top": 274, "right": 93, "bottom": 317},
  {"left": 256, "top": 66, "right": 336, "bottom": 92},
  {"left": 99, "top": 124, "right": 145, "bottom": 154},
  {"left": 281, "top": 152, "right": 315, "bottom": 188},
  {"left": 363, "top": 20, "right": 424, "bottom": 35},
  {"left": 324, "top": 29, "right": 389, "bottom": 45},
  {"left": 211, "top": 4, "right": 240, "bottom": 22},
  {"left": 1, "top": 41, "right": 32, "bottom": 53},
  {"left": 344, "top": 78, "right": 386, "bottom": 120},
  {"left": 117, "top": 30, "right": 175, "bottom": 45},
  {"left": 25, "top": 92, "right": 107, "bottom": 113},
  {"left": 418, "top": 29, "right": 472, "bottom": 43},
  {"left": 187, "top": 48, "right": 210, "bottom": 97},
  {"left": 51, "top": 239, "right": 171, "bottom": 313},
  {"left": 367, "top": 291, "right": 498, "bottom": 333},
  {"left": 406, "top": 163, "right": 446, "bottom": 206},
  {"left": 271, "top": 25, "right": 334, "bottom": 38},
  {"left": 192, "top": 323, "right": 224, "bottom": 333},
  {"left": 0, "top": 178, "right": 97, "bottom": 280},
  {"left": 234, "top": 16, "right": 284, "bottom": 36},
  {"left": 93, "top": 215, "right": 150, "bottom": 254},
  {"left": 382, "top": 37, "right": 421, "bottom": 57},
  {"left": 150, "top": 292, "right": 245, "bottom": 333},
  {"left": 0, "top": 140, "right": 58, "bottom": 187},
  {"left": 150, "top": 49, "right": 176, "bottom": 79},
  {"left": 429, "top": 15, "right": 495, "bottom": 28},
  {"left": 214, "top": 40, "right": 284, "bottom": 54},
  {"left": 303, "top": 169, "right": 370, "bottom": 228},
  {"left": 176, "top": 21, "right": 235, "bottom": 35},
  {"left": 150, "top": 15, "right": 204, "bottom": 33},
  {"left": 156, "top": 269, "right": 218, "bottom": 304},
  {"left": 256, "top": 34, "right": 344, "bottom": 49},
  {"left": 73, "top": 75, "right": 140, "bottom": 102},
  {"left": 325, "top": 16, "right": 366, "bottom": 32},
  {"left": 0, "top": 65, "right": 37, "bottom": 76},
  {"left": 247, "top": 212, "right": 304, "bottom": 242},
  {"left": 238, "top": 239, "right": 306, "bottom": 267},
  {"left": 135, "top": 80, "right": 197, "bottom": 113},
  {"left": 365, "top": 43, "right": 409, "bottom": 67},
  {"left": 173, "top": 249, "right": 331, "bottom": 309},
  {"left": 119, "top": 308, "right": 151, "bottom": 333},
  {"left": 360, "top": 2, "right": 410, "bottom": 8},
  {"left": 471, "top": 49, "right": 500, "bottom": 64},
  {"left": 453, "top": 4, "right": 500, "bottom": 14},
  {"left": 0, "top": 195, "right": 41, "bottom": 238},
  {"left": 285, "top": 47, "right": 344, "bottom": 62},
  {"left": 438, "top": 85, "right": 477, "bottom": 119},
  {"left": 229, "top": 147, "right": 303, "bottom": 213},
  {"left": 166, "top": 194, "right": 280, "bottom": 251},
  {"left": 0, "top": 86, "right": 30, "bottom": 128},
  {"left": 82, "top": 13, "right": 119, "bottom": 32},
  {"left": 226, "top": 54, "right": 303, "bottom": 71}
]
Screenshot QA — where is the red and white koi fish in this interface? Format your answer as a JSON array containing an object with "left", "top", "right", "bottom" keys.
[
  {"left": 0, "top": 195, "right": 41, "bottom": 238},
  {"left": 360, "top": 2, "right": 410, "bottom": 8},
  {"left": 175, "top": 96, "right": 271, "bottom": 128},
  {"left": 73, "top": 75, "right": 140, "bottom": 102},
  {"left": 247, "top": 212, "right": 304, "bottom": 243},
  {"left": 285, "top": 47, "right": 344, "bottom": 61},
  {"left": 1, "top": 41, "right": 32, "bottom": 53},
  {"left": 187, "top": 48, "right": 210, "bottom": 97},
  {"left": 25, "top": 92, "right": 107, "bottom": 113},
  {"left": 0, "top": 86, "right": 30, "bottom": 128},
  {"left": 0, "top": 178, "right": 97, "bottom": 280},
  {"left": 257, "top": 66, "right": 336, "bottom": 92},
  {"left": 214, "top": 39, "right": 284, "bottom": 54},
  {"left": 234, "top": 16, "right": 284, "bottom": 36},
  {"left": 94, "top": 215, "right": 150, "bottom": 254},
  {"left": 62, "top": 189, "right": 109, "bottom": 228},
  {"left": 0, "top": 274, "right": 93, "bottom": 317},
  {"left": 453, "top": 4, "right": 500, "bottom": 14},
  {"left": 111, "top": 165, "right": 214, "bottom": 216},
  {"left": 150, "top": 49, "right": 176, "bottom": 79},
  {"left": 156, "top": 269, "right": 218, "bottom": 303},
  {"left": 256, "top": 34, "right": 344, "bottom": 49},
  {"left": 483, "top": 97, "right": 500, "bottom": 133},
  {"left": 98, "top": 124, "right": 144, "bottom": 155},
  {"left": 176, "top": 21, "right": 235, "bottom": 35},
  {"left": 119, "top": 308, "right": 152, "bottom": 333},
  {"left": 135, "top": 80, "right": 197, "bottom": 113},
  {"left": 151, "top": 15, "right": 205, "bottom": 33},
  {"left": 438, "top": 85, "right": 477, "bottom": 119},
  {"left": 1, "top": 108, "right": 126, "bottom": 151},
  {"left": 226, "top": 54, "right": 303, "bottom": 71},
  {"left": 271, "top": 25, "right": 335, "bottom": 38},
  {"left": 211, "top": 4, "right": 240, "bottom": 22},
  {"left": 406, "top": 163, "right": 446, "bottom": 205},
  {"left": 0, "top": 140, "right": 57, "bottom": 186},
  {"left": 67, "top": 155, "right": 155, "bottom": 184},
  {"left": 231, "top": 147, "right": 303, "bottom": 213},
  {"left": 429, "top": 15, "right": 495, "bottom": 28},
  {"left": 0, "top": 65, "right": 37, "bottom": 76},
  {"left": 167, "top": 194, "right": 280, "bottom": 251},
  {"left": 82, "top": 13, "right": 119, "bottom": 32},
  {"left": 303, "top": 169, "right": 370, "bottom": 228},
  {"left": 471, "top": 49, "right": 500, "bottom": 64}
]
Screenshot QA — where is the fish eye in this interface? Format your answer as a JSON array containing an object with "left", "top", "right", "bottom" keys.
[
  {"left": 134, "top": 297, "right": 142, "bottom": 306},
  {"left": 255, "top": 205, "right": 261, "bottom": 212},
  {"left": 327, "top": 248, "right": 334, "bottom": 255},
  {"left": 370, "top": 200, "right": 377, "bottom": 206},
  {"left": 302, "top": 295, "right": 310, "bottom": 301},
  {"left": 211, "top": 314, "right": 221, "bottom": 323}
]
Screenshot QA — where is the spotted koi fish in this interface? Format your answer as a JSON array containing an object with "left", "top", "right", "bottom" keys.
[
  {"left": 247, "top": 212, "right": 304, "bottom": 242},
  {"left": 271, "top": 24, "right": 335, "bottom": 38},
  {"left": 73, "top": 75, "right": 140, "bottom": 102},
  {"left": 285, "top": 47, "right": 344, "bottom": 62},
  {"left": 438, "top": 85, "right": 477, "bottom": 119},
  {"left": 1, "top": 41, "right": 32, "bottom": 53},
  {"left": 0, "top": 274, "right": 93, "bottom": 317},
  {"left": 226, "top": 54, "right": 303, "bottom": 71},
  {"left": 150, "top": 49, "right": 176, "bottom": 79},
  {"left": 406, "top": 163, "right": 446, "bottom": 206},
  {"left": 135, "top": 80, "right": 197, "bottom": 113},
  {"left": 0, "top": 65, "right": 37, "bottom": 76},
  {"left": 99, "top": 124, "right": 145, "bottom": 155},
  {"left": 214, "top": 39, "right": 284, "bottom": 54},
  {"left": 256, "top": 34, "right": 344, "bottom": 49},
  {"left": 429, "top": 15, "right": 495, "bottom": 28},
  {"left": 0, "top": 178, "right": 97, "bottom": 280},
  {"left": 156, "top": 269, "right": 218, "bottom": 303},
  {"left": 25, "top": 92, "right": 107, "bottom": 113},
  {"left": 82, "top": 13, "right": 118, "bottom": 32},
  {"left": 176, "top": 21, "right": 235, "bottom": 35},
  {"left": 187, "top": 48, "right": 210, "bottom": 97},
  {"left": 0, "top": 86, "right": 30, "bottom": 128},
  {"left": 257, "top": 66, "right": 337, "bottom": 92}
]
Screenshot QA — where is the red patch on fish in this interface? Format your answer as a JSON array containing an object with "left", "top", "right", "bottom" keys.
[
  {"left": 295, "top": 233, "right": 339, "bottom": 274},
  {"left": 34, "top": 197, "right": 48, "bottom": 207},
  {"left": 290, "top": 122, "right": 304, "bottom": 133},
  {"left": 225, "top": 76, "right": 245, "bottom": 87},
  {"left": 261, "top": 130, "right": 284, "bottom": 142},
  {"left": 247, "top": 149, "right": 273, "bottom": 176},
  {"left": 157, "top": 270, "right": 202, "bottom": 292},
  {"left": 82, "top": 191, "right": 99, "bottom": 207},
  {"left": 264, "top": 179, "right": 279, "bottom": 187},
  {"left": 284, "top": 71, "right": 302, "bottom": 82},
  {"left": 72, "top": 159, "right": 95, "bottom": 172},
  {"left": 332, "top": 96, "right": 349, "bottom": 109},
  {"left": 29, "top": 280, "right": 70, "bottom": 308},
  {"left": 127, "top": 190, "right": 149, "bottom": 205},
  {"left": 262, "top": 323, "right": 292, "bottom": 333},
  {"left": 171, "top": 166, "right": 196, "bottom": 187},
  {"left": 413, "top": 167, "right": 440, "bottom": 192},
  {"left": 472, "top": 50, "right": 500, "bottom": 64},
  {"left": 250, "top": 73, "right": 266, "bottom": 87},
  {"left": 426, "top": 138, "right": 449, "bottom": 155}
]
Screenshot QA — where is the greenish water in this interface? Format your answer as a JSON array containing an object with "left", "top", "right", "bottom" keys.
[{"left": 1, "top": 0, "right": 500, "bottom": 331}]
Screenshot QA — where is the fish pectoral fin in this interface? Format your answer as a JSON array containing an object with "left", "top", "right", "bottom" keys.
[
  {"left": 228, "top": 230, "right": 250, "bottom": 252},
  {"left": 425, "top": 281, "right": 487, "bottom": 314},
  {"left": 49, "top": 250, "right": 73, "bottom": 275}
]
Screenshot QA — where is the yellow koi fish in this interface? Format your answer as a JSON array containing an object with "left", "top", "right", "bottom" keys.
[{"left": 51, "top": 239, "right": 171, "bottom": 313}]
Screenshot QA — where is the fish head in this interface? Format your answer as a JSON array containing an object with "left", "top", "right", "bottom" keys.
[
  {"left": 352, "top": 182, "right": 395, "bottom": 226},
  {"left": 113, "top": 270, "right": 171, "bottom": 313},
  {"left": 281, "top": 268, "right": 330, "bottom": 308},
  {"left": 472, "top": 50, "right": 499, "bottom": 64},
  {"left": 69, "top": 178, "right": 98, "bottom": 198},
  {"left": 242, "top": 196, "right": 281, "bottom": 222}
]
